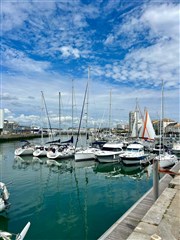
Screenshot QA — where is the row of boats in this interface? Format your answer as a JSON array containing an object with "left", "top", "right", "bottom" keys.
[{"left": 14, "top": 136, "right": 179, "bottom": 169}]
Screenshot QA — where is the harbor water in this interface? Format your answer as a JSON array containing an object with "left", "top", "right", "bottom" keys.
[{"left": 0, "top": 137, "right": 154, "bottom": 240}]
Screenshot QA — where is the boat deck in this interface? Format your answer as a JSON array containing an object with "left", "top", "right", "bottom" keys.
[{"left": 98, "top": 162, "right": 180, "bottom": 240}]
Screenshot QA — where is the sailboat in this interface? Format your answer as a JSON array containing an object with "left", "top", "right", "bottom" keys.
[
  {"left": 75, "top": 67, "right": 100, "bottom": 161},
  {"left": 139, "top": 109, "right": 156, "bottom": 141},
  {"left": 33, "top": 91, "right": 54, "bottom": 157},
  {"left": 46, "top": 92, "right": 75, "bottom": 160},
  {"left": 14, "top": 140, "right": 35, "bottom": 156},
  {"left": 131, "top": 100, "right": 144, "bottom": 140},
  {"left": 154, "top": 80, "right": 178, "bottom": 168}
]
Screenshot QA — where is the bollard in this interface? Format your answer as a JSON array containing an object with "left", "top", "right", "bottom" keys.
[{"left": 153, "top": 159, "right": 159, "bottom": 201}]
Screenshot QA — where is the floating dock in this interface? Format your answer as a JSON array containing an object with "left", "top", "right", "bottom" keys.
[{"left": 99, "top": 162, "right": 180, "bottom": 240}]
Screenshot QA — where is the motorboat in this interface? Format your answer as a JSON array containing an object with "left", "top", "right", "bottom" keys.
[
  {"left": 0, "top": 182, "right": 10, "bottom": 212},
  {"left": 120, "top": 142, "right": 148, "bottom": 165},
  {"left": 95, "top": 142, "right": 124, "bottom": 163},
  {"left": 171, "top": 141, "right": 180, "bottom": 154},
  {"left": 14, "top": 141, "right": 34, "bottom": 156}
]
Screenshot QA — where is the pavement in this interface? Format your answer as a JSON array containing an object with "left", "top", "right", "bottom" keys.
[{"left": 127, "top": 171, "right": 180, "bottom": 240}]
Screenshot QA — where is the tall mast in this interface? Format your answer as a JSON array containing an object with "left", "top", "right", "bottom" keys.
[
  {"left": 59, "top": 92, "right": 61, "bottom": 138},
  {"left": 72, "top": 79, "right": 74, "bottom": 137},
  {"left": 161, "top": 80, "right": 165, "bottom": 152},
  {"left": 85, "top": 67, "right": 90, "bottom": 147},
  {"left": 41, "top": 91, "right": 54, "bottom": 140},
  {"left": 109, "top": 89, "right": 112, "bottom": 133}
]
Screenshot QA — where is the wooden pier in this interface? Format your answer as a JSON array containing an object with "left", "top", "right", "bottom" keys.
[{"left": 98, "top": 162, "right": 180, "bottom": 240}]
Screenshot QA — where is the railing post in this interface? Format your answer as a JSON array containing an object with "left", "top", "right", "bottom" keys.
[{"left": 153, "top": 159, "right": 159, "bottom": 201}]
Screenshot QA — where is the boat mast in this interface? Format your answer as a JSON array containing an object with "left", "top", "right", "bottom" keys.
[
  {"left": 75, "top": 81, "right": 89, "bottom": 150},
  {"left": 161, "top": 80, "right": 165, "bottom": 153},
  {"left": 41, "top": 91, "right": 54, "bottom": 141},
  {"left": 72, "top": 79, "right": 74, "bottom": 138},
  {"left": 40, "top": 93, "right": 44, "bottom": 145},
  {"left": 85, "top": 67, "right": 90, "bottom": 147},
  {"left": 59, "top": 92, "right": 61, "bottom": 138},
  {"left": 109, "top": 89, "right": 112, "bottom": 135}
]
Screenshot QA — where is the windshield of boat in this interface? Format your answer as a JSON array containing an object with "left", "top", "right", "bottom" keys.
[
  {"left": 127, "top": 148, "right": 142, "bottom": 152},
  {"left": 102, "top": 147, "right": 122, "bottom": 152}
]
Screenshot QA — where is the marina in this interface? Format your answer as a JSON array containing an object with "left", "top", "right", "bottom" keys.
[{"left": 0, "top": 135, "right": 179, "bottom": 240}]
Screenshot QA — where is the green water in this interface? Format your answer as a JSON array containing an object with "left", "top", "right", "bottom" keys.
[{"left": 0, "top": 139, "right": 153, "bottom": 240}]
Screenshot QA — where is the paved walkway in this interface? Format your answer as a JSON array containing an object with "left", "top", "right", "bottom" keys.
[{"left": 127, "top": 170, "right": 180, "bottom": 240}]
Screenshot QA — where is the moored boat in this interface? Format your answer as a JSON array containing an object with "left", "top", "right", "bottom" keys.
[
  {"left": 14, "top": 140, "right": 34, "bottom": 156},
  {"left": 95, "top": 142, "right": 124, "bottom": 163},
  {"left": 120, "top": 142, "right": 148, "bottom": 165}
]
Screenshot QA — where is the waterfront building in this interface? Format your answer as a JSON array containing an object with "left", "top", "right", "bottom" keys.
[
  {"left": 153, "top": 118, "right": 177, "bottom": 136},
  {"left": 165, "top": 122, "right": 180, "bottom": 137}
]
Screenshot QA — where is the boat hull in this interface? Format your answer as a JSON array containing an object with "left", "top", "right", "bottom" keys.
[
  {"left": 121, "top": 155, "right": 148, "bottom": 165},
  {"left": 15, "top": 147, "right": 34, "bottom": 156},
  {"left": 96, "top": 152, "right": 121, "bottom": 163},
  {"left": 155, "top": 153, "right": 178, "bottom": 168}
]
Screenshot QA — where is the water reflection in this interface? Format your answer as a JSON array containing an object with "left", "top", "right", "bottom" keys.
[
  {"left": 0, "top": 215, "right": 9, "bottom": 231},
  {"left": 12, "top": 156, "right": 153, "bottom": 180},
  {"left": 94, "top": 162, "right": 152, "bottom": 180}
]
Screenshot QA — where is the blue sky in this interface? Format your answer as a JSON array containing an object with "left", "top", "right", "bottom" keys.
[{"left": 1, "top": 0, "right": 179, "bottom": 129}]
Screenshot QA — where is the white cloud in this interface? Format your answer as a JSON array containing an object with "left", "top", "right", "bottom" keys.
[
  {"left": 2, "top": 45, "right": 51, "bottom": 73},
  {"left": 142, "top": 4, "right": 179, "bottom": 41},
  {"left": 59, "top": 46, "right": 80, "bottom": 58}
]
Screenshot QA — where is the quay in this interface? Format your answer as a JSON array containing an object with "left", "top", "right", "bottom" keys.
[
  {"left": 0, "top": 133, "right": 48, "bottom": 142},
  {"left": 99, "top": 162, "right": 180, "bottom": 240}
]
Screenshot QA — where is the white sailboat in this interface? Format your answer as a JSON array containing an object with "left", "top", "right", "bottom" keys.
[
  {"left": 154, "top": 80, "right": 178, "bottom": 168},
  {"left": 75, "top": 67, "right": 100, "bottom": 161},
  {"left": 131, "top": 100, "right": 143, "bottom": 139},
  {"left": 139, "top": 109, "right": 156, "bottom": 141},
  {"left": 14, "top": 140, "right": 35, "bottom": 156},
  {"left": 33, "top": 91, "right": 54, "bottom": 157}
]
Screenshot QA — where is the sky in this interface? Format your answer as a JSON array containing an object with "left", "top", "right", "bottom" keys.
[{"left": 1, "top": 0, "right": 179, "bottom": 129}]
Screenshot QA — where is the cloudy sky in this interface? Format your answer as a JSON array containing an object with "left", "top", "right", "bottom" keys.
[{"left": 1, "top": 0, "right": 179, "bottom": 129}]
